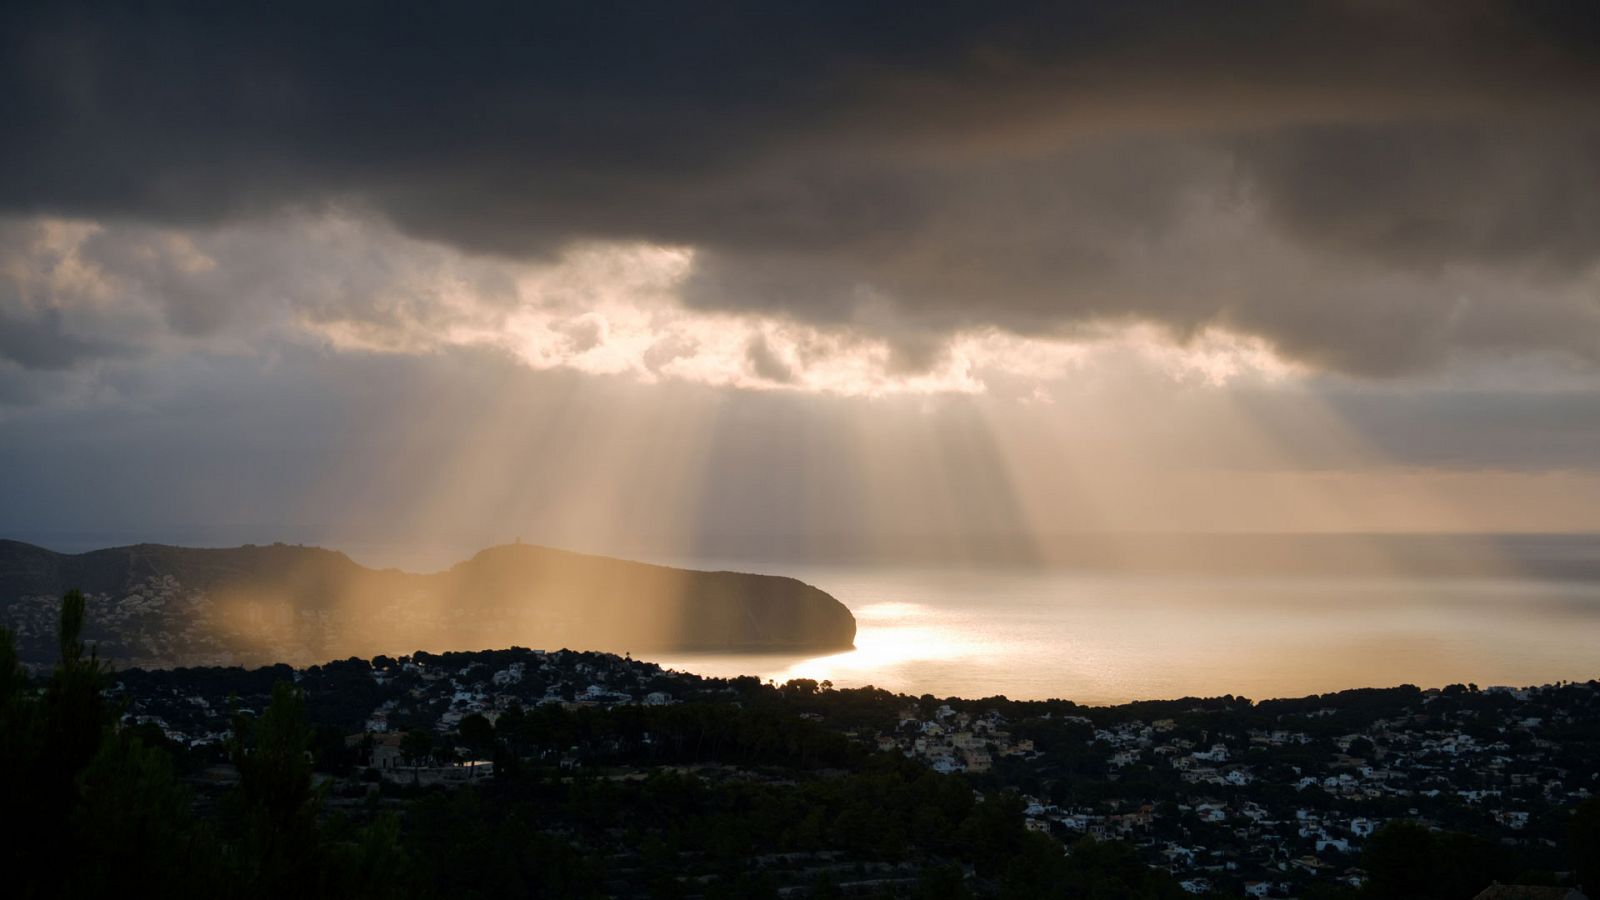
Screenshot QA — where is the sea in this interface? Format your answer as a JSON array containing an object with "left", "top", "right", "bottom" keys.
[
  {"left": 19, "top": 530, "right": 1600, "bottom": 705},
  {"left": 646, "top": 563, "right": 1600, "bottom": 705}
]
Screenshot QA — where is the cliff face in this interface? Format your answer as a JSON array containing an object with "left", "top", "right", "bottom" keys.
[
  {"left": 0, "top": 540, "right": 856, "bottom": 668},
  {"left": 435, "top": 545, "right": 857, "bottom": 652}
]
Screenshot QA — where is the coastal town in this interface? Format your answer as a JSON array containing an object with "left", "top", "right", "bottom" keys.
[
  {"left": 110, "top": 645, "right": 1600, "bottom": 897},
  {"left": 886, "top": 687, "right": 1596, "bottom": 896},
  {"left": 4, "top": 568, "right": 376, "bottom": 669},
  {"left": 10, "top": 2, "right": 1600, "bottom": 896}
]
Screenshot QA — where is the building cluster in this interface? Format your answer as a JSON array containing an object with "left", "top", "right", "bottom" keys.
[
  {"left": 872, "top": 683, "right": 1599, "bottom": 896},
  {"left": 361, "top": 649, "right": 681, "bottom": 736},
  {"left": 98, "top": 642, "right": 1600, "bottom": 898},
  {"left": 7, "top": 563, "right": 574, "bottom": 671},
  {"left": 876, "top": 703, "right": 1037, "bottom": 774},
  {"left": 112, "top": 647, "right": 694, "bottom": 750},
  {"left": 7, "top": 577, "right": 245, "bottom": 669}
]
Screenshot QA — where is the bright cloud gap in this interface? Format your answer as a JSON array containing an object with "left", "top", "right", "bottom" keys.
[{"left": 3, "top": 213, "right": 1300, "bottom": 401}]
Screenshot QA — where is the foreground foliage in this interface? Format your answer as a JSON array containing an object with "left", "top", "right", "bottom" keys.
[
  {"left": 1, "top": 591, "right": 404, "bottom": 899},
  {"left": 4, "top": 592, "right": 1598, "bottom": 898}
]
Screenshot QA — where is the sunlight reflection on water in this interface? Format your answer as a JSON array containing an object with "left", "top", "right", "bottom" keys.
[{"left": 646, "top": 568, "right": 1600, "bottom": 704}]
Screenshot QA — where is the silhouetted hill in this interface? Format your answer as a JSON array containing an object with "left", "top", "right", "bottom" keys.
[{"left": 0, "top": 540, "right": 856, "bottom": 667}]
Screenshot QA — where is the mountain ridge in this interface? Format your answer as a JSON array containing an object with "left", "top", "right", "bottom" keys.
[{"left": 0, "top": 539, "right": 857, "bottom": 668}]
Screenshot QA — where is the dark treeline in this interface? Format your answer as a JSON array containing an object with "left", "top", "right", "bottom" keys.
[
  {"left": 5, "top": 592, "right": 1600, "bottom": 898},
  {"left": 0, "top": 592, "right": 1187, "bottom": 899},
  {"left": 1, "top": 590, "right": 405, "bottom": 898}
]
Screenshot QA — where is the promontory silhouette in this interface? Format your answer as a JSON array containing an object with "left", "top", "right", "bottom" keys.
[{"left": 0, "top": 540, "right": 857, "bottom": 668}]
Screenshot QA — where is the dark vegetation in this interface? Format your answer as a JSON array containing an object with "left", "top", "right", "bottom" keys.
[{"left": 5, "top": 591, "right": 1599, "bottom": 898}]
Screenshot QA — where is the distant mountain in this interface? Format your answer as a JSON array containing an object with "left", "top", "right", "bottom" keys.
[{"left": 0, "top": 540, "right": 856, "bottom": 668}]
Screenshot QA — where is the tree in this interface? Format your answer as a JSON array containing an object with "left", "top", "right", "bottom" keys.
[
  {"left": 1571, "top": 797, "right": 1600, "bottom": 892},
  {"left": 1362, "top": 821, "right": 1444, "bottom": 899},
  {"left": 70, "top": 729, "right": 226, "bottom": 895},
  {"left": 45, "top": 589, "right": 109, "bottom": 791},
  {"left": 401, "top": 728, "right": 435, "bottom": 768},
  {"left": 459, "top": 712, "right": 497, "bottom": 766},
  {"left": 4, "top": 591, "right": 225, "bottom": 898},
  {"left": 229, "top": 680, "right": 323, "bottom": 895},
  {"left": 6, "top": 592, "right": 409, "bottom": 899},
  {"left": 808, "top": 871, "right": 843, "bottom": 900},
  {"left": 957, "top": 791, "right": 1027, "bottom": 877},
  {"left": 915, "top": 864, "right": 971, "bottom": 900},
  {"left": 1361, "top": 820, "right": 1503, "bottom": 900},
  {"left": 0, "top": 623, "right": 44, "bottom": 891},
  {"left": 225, "top": 679, "right": 409, "bottom": 898}
]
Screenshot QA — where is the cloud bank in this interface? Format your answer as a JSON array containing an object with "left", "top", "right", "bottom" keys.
[
  {"left": 4, "top": 212, "right": 1304, "bottom": 404},
  {"left": 4, "top": 1, "right": 1600, "bottom": 378}
]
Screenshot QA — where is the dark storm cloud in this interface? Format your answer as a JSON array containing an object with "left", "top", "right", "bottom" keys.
[
  {"left": 4, "top": 1, "right": 1600, "bottom": 374},
  {"left": 1238, "top": 124, "right": 1600, "bottom": 271},
  {"left": 0, "top": 308, "right": 117, "bottom": 370}
]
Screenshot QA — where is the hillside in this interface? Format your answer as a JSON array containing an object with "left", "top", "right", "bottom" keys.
[{"left": 0, "top": 540, "right": 856, "bottom": 667}]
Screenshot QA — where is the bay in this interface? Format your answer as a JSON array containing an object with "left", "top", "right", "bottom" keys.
[{"left": 648, "top": 564, "right": 1600, "bottom": 704}]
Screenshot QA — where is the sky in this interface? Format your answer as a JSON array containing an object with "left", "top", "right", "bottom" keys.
[{"left": 4, "top": 2, "right": 1600, "bottom": 570}]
